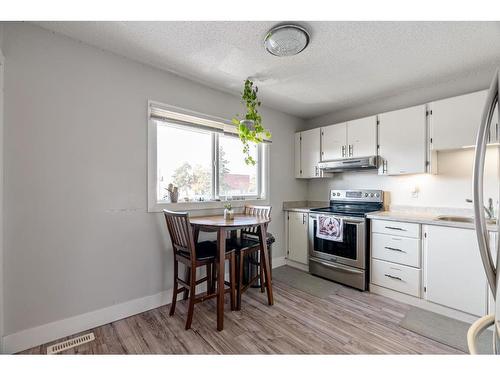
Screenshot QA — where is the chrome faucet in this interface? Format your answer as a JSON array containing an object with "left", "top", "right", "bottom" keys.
[{"left": 466, "top": 198, "right": 495, "bottom": 219}]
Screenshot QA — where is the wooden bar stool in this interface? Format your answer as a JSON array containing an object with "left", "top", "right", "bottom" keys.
[
  {"left": 227, "top": 205, "right": 272, "bottom": 310},
  {"left": 163, "top": 210, "right": 236, "bottom": 330}
]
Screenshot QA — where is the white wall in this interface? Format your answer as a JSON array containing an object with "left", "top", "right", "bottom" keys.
[
  {"left": 1, "top": 22, "right": 307, "bottom": 342},
  {"left": 308, "top": 148, "right": 499, "bottom": 210}
]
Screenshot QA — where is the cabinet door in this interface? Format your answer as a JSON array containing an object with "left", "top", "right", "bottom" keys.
[
  {"left": 321, "top": 122, "right": 347, "bottom": 161},
  {"left": 288, "top": 212, "right": 309, "bottom": 265},
  {"left": 431, "top": 90, "right": 487, "bottom": 150},
  {"left": 424, "top": 226, "right": 487, "bottom": 317},
  {"left": 378, "top": 104, "right": 427, "bottom": 175},
  {"left": 301, "top": 128, "right": 321, "bottom": 178},
  {"left": 294, "top": 132, "right": 302, "bottom": 178},
  {"left": 347, "top": 115, "right": 377, "bottom": 158}
]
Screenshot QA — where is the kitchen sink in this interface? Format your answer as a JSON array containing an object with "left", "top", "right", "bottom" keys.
[{"left": 436, "top": 215, "right": 497, "bottom": 225}]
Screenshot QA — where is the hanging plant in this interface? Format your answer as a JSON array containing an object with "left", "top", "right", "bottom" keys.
[{"left": 232, "top": 79, "right": 271, "bottom": 165}]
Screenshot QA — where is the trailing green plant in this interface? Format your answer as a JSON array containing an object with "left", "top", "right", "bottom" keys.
[{"left": 232, "top": 79, "right": 271, "bottom": 165}]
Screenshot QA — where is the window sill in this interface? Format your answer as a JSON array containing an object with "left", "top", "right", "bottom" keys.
[{"left": 148, "top": 198, "right": 269, "bottom": 213}]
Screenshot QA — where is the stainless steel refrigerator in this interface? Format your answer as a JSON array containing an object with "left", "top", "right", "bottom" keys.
[{"left": 468, "top": 69, "right": 500, "bottom": 354}]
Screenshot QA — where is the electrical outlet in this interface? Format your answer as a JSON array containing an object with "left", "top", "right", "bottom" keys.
[{"left": 411, "top": 186, "right": 419, "bottom": 198}]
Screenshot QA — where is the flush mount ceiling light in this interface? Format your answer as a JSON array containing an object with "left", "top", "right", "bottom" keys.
[{"left": 264, "top": 24, "right": 310, "bottom": 57}]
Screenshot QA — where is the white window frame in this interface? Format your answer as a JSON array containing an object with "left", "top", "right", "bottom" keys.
[{"left": 147, "top": 101, "right": 269, "bottom": 212}]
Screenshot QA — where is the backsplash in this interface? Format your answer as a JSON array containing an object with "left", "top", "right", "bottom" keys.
[{"left": 307, "top": 147, "right": 499, "bottom": 211}]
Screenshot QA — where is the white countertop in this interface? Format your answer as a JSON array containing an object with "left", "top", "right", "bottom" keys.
[{"left": 366, "top": 210, "right": 498, "bottom": 232}]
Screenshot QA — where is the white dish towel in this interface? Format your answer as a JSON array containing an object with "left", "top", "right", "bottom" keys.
[{"left": 317, "top": 215, "right": 343, "bottom": 242}]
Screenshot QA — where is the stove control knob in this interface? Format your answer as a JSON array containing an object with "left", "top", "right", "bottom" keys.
[
  {"left": 370, "top": 193, "right": 374, "bottom": 197},
  {"left": 337, "top": 192, "right": 340, "bottom": 196},
  {"left": 364, "top": 193, "right": 368, "bottom": 197},
  {"left": 375, "top": 193, "right": 380, "bottom": 197}
]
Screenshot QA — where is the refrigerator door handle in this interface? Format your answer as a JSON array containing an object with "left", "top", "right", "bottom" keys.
[{"left": 473, "top": 68, "right": 499, "bottom": 296}]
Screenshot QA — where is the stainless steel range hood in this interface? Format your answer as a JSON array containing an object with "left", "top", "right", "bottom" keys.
[{"left": 318, "top": 156, "right": 378, "bottom": 172}]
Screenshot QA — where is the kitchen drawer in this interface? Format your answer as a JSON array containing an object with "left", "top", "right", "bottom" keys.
[
  {"left": 371, "top": 259, "right": 421, "bottom": 297},
  {"left": 372, "top": 233, "right": 421, "bottom": 268},
  {"left": 371, "top": 219, "right": 420, "bottom": 238}
]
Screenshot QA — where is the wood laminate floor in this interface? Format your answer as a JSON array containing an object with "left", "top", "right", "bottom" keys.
[{"left": 20, "top": 277, "right": 464, "bottom": 354}]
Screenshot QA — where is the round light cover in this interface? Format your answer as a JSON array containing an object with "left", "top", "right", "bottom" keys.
[{"left": 264, "top": 25, "right": 310, "bottom": 57}]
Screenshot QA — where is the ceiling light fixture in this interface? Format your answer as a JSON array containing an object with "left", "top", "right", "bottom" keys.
[{"left": 264, "top": 24, "right": 310, "bottom": 57}]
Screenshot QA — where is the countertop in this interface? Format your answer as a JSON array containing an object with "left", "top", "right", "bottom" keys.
[
  {"left": 367, "top": 210, "right": 498, "bottom": 232},
  {"left": 282, "top": 200, "right": 328, "bottom": 213},
  {"left": 283, "top": 201, "right": 497, "bottom": 232}
]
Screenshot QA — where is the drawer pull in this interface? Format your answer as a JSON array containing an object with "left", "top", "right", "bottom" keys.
[
  {"left": 385, "top": 226, "right": 406, "bottom": 231},
  {"left": 384, "top": 274, "right": 403, "bottom": 281},
  {"left": 384, "top": 246, "right": 406, "bottom": 253}
]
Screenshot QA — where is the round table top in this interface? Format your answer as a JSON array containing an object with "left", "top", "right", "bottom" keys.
[{"left": 190, "top": 214, "right": 270, "bottom": 228}]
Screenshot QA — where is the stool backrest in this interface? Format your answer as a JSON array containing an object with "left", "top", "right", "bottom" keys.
[
  {"left": 242, "top": 205, "right": 272, "bottom": 236},
  {"left": 163, "top": 210, "right": 196, "bottom": 260}
]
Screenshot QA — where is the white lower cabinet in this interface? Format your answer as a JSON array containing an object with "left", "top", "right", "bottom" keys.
[
  {"left": 287, "top": 211, "right": 309, "bottom": 265},
  {"left": 372, "top": 233, "right": 421, "bottom": 268},
  {"left": 371, "top": 219, "right": 422, "bottom": 297},
  {"left": 423, "top": 225, "right": 488, "bottom": 317},
  {"left": 371, "top": 219, "right": 490, "bottom": 318},
  {"left": 371, "top": 259, "right": 421, "bottom": 297}
]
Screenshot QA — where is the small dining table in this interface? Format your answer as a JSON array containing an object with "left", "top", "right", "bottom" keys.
[{"left": 189, "top": 214, "right": 274, "bottom": 331}]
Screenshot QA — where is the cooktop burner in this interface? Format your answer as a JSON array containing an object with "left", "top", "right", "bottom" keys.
[{"left": 311, "top": 189, "right": 384, "bottom": 217}]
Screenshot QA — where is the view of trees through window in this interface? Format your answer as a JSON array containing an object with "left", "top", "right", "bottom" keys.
[{"left": 156, "top": 122, "right": 259, "bottom": 202}]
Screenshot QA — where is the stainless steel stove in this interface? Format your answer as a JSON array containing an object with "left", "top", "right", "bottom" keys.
[{"left": 308, "top": 189, "right": 383, "bottom": 290}]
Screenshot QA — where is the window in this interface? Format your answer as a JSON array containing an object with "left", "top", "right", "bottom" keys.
[
  {"left": 157, "top": 123, "right": 213, "bottom": 202},
  {"left": 218, "top": 135, "right": 259, "bottom": 198},
  {"left": 148, "top": 102, "right": 268, "bottom": 211}
]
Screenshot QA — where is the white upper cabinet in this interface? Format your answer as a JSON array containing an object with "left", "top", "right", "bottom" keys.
[
  {"left": 347, "top": 115, "right": 377, "bottom": 158},
  {"left": 320, "top": 116, "right": 377, "bottom": 161},
  {"left": 295, "top": 128, "right": 321, "bottom": 179},
  {"left": 321, "top": 122, "right": 347, "bottom": 161},
  {"left": 430, "top": 90, "right": 488, "bottom": 150},
  {"left": 378, "top": 104, "right": 427, "bottom": 175},
  {"left": 294, "top": 132, "right": 302, "bottom": 178}
]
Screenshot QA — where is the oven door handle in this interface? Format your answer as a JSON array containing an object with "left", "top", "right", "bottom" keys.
[
  {"left": 308, "top": 213, "right": 365, "bottom": 224},
  {"left": 309, "top": 258, "right": 365, "bottom": 274}
]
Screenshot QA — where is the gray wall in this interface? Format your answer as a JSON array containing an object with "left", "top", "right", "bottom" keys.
[
  {"left": 0, "top": 23, "right": 4, "bottom": 352},
  {"left": 1, "top": 22, "right": 307, "bottom": 336}
]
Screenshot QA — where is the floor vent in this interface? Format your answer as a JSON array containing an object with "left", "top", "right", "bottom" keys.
[{"left": 46, "top": 332, "right": 95, "bottom": 354}]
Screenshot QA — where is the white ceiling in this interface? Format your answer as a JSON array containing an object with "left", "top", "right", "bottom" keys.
[{"left": 34, "top": 21, "right": 500, "bottom": 119}]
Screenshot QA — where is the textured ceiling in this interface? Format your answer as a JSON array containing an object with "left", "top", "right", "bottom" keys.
[{"left": 33, "top": 21, "right": 500, "bottom": 119}]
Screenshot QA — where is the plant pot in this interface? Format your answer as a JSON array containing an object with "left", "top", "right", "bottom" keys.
[
  {"left": 240, "top": 119, "right": 255, "bottom": 129},
  {"left": 168, "top": 190, "right": 178, "bottom": 203},
  {"left": 224, "top": 208, "right": 234, "bottom": 221}
]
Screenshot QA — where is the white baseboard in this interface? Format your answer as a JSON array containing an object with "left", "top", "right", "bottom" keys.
[
  {"left": 3, "top": 257, "right": 286, "bottom": 354},
  {"left": 2, "top": 289, "right": 174, "bottom": 354}
]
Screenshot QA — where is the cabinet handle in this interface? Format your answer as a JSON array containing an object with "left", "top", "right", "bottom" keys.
[
  {"left": 385, "top": 226, "right": 406, "bottom": 231},
  {"left": 384, "top": 246, "right": 406, "bottom": 253},
  {"left": 381, "top": 159, "right": 387, "bottom": 174},
  {"left": 384, "top": 274, "right": 402, "bottom": 281},
  {"left": 341, "top": 145, "right": 346, "bottom": 157},
  {"left": 349, "top": 144, "right": 353, "bottom": 157},
  {"left": 302, "top": 214, "right": 306, "bottom": 224}
]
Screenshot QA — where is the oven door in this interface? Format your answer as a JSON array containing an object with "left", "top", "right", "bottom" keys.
[{"left": 308, "top": 213, "right": 366, "bottom": 269}]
